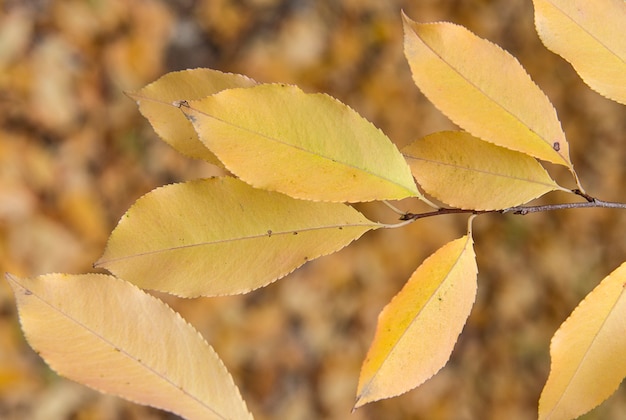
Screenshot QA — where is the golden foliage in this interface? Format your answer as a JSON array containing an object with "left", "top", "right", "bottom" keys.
[{"left": 1, "top": 1, "right": 625, "bottom": 419}]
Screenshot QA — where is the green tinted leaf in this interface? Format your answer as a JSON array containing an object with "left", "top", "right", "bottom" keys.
[{"left": 180, "top": 84, "right": 420, "bottom": 202}]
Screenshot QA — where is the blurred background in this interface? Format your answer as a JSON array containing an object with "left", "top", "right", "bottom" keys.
[{"left": 1, "top": 0, "right": 625, "bottom": 419}]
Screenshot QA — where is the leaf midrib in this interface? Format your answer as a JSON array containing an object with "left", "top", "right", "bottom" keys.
[
  {"left": 184, "top": 102, "right": 417, "bottom": 196},
  {"left": 96, "top": 222, "right": 378, "bottom": 265},
  {"left": 403, "top": 154, "right": 558, "bottom": 188}
]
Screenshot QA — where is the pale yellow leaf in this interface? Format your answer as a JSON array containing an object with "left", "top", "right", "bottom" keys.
[
  {"left": 402, "top": 13, "right": 571, "bottom": 168},
  {"left": 533, "top": 0, "right": 626, "bottom": 105},
  {"left": 5, "top": 273, "right": 252, "bottom": 420},
  {"left": 128, "top": 68, "right": 257, "bottom": 164},
  {"left": 539, "top": 262, "right": 626, "bottom": 420},
  {"left": 355, "top": 232, "right": 477, "bottom": 408},
  {"left": 402, "top": 131, "right": 566, "bottom": 210},
  {"left": 96, "top": 177, "right": 380, "bottom": 297},
  {"left": 179, "top": 84, "right": 420, "bottom": 202}
]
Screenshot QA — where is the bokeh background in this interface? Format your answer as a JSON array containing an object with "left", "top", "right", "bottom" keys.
[{"left": 1, "top": 0, "right": 625, "bottom": 419}]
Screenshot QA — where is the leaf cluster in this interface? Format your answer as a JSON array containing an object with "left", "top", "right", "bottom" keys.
[{"left": 6, "top": 1, "right": 626, "bottom": 419}]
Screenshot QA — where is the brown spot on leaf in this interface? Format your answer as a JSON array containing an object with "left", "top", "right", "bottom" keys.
[{"left": 172, "top": 100, "right": 189, "bottom": 108}]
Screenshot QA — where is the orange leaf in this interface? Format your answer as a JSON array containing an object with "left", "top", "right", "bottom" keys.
[{"left": 355, "top": 228, "right": 477, "bottom": 408}]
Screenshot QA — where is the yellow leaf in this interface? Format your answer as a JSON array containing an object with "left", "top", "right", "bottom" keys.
[
  {"left": 533, "top": 0, "right": 626, "bottom": 105},
  {"left": 538, "top": 262, "right": 626, "bottom": 420},
  {"left": 402, "top": 14, "right": 571, "bottom": 168},
  {"left": 128, "top": 68, "right": 257, "bottom": 164},
  {"left": 402, "top": 131, "right": 567, "bottom": 210},
  {"left": 96, "top": 177, "right": 380, "bottom": 297},
  {"left": 355, "top": 231, "right": 477, "bottom": 408},
  {"left": 5, "top": 273, "right": 252, "bottom": 420},
  {"left": 179, "top": 84, "right": 420, "bottom": 202}
]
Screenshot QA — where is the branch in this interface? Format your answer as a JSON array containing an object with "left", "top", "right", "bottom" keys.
[{"left": 398, "top": 197, "right": 626, "bottom": 222}]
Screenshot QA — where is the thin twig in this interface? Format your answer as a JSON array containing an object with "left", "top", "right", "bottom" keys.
[
  {"left": 397, "top": 197, "right": 626, "bottom": 222},
  {"left": 572, "top": 189, "right": 596, "bottom": 203}
]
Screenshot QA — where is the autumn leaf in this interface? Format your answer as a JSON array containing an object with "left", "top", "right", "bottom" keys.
[
  {"left": 402, "top": 13, "right": 571, "bottom": 168},
  {"left": 355, "top": 227, "right": 477, "bottom": 408},
  {"left": 179, "top": 83, "right": 421, "bottom": 203},
  {"left": 538, "top": 262, "right": 626, "bottom": 420},
  {"left": 128, "top": 68, "right": 257, "bottom": 164},
  {"left": 5, "top": 273, "right": 252, "bottom": 420},
  {"left": 96, "top": 177, "right": 381, "bottom": 297},
  {"left": 533, "top": 0, "right": 626, "bottom": 105},
  {"left": 402, "top": 131, "right": 567, "bottom": 210}
]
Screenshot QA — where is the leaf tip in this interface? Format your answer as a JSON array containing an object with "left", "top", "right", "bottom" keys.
[
  {"left": 93, "top": 255, "right": 109, "bottom": 271},
  {"left": 124, "top": 89, "right": 138, "bottom": 99},
  {"left": 4, "top": 271, "right": 24, "bottom": 284},
  {"left": 400, "top": 10, "right": 415, "bottom": 31},
  {"left": 4, "top": 273, "right": 30, "bottom": 298},
  {"left": 353, "top": 394, "right": 367, "bottom": 411},
  {"left": 5, "top": 273, "right": 18, "bottom": 289}
]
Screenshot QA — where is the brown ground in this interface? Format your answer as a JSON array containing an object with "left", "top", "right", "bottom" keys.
[{"left": 1, "top": 1, "right": 625, "bottom": 419}]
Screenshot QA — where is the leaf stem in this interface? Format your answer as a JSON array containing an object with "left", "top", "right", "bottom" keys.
[
  {"left": 396, "top": 196, "right": 626, "bottom": 222},
  {"left": 571, "top": 168, "right": 587, "bottom": 196},
  {"left": 572, "top": 188, "right": 595, "bottom": 203},
  {"left": 382, "top": 200, "right": 407, "bottom": 215}
]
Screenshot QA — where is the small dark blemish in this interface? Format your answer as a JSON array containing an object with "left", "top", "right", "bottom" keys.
[
  {"left": 553, "top": 142, "right": 560, "bottom": 151},
  {"left": 293, "top": 231, "right": 298, "bottom": 235},
  {"left": 338, "top": 226, "right": 343, "bottom": 230},
  {"left": 267, "top": 230, "right": 272, "bottom": 237},
  {"left": 24, "top": 290, "right": 32, "bottom": 296},
  {"left": 173, "top": 100, "right": 189, "bottom": 108}
]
